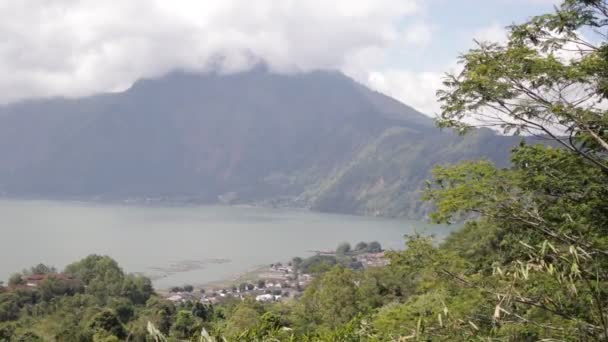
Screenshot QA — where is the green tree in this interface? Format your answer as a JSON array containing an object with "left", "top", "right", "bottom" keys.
[
  {"left": 120, "top": 274, "right": 154, "bottom": 305},
  {"left": 109, "top": 298, "right": 135, "bottom": 323},
  {"left": 0, "top": 323, "right": 15, "bottom": 341},
  {"left": 7, "top": 274, "right": 22, "bottom": 287},
  {"left": 298, "top": 266, "right": 359, "bottom": 329},
  {"left": 367, "top": 241, "right": 382, "bottom": 253},
  {"left": 29, "top": 263, "right": 57, "bottom": 275},
  {"left": 437, "top": 0, "right": 608, "bottom": 173},
  {"left": 354, "top": 241, "right": 368, "bottom": 252},
  {"left": 291, "top": 257, "right": 303, "bottom": 270},
  {"left": 191, "top": 302, "right": 213, "bottom": 321},
  {"left": 145, "top": 297, "right": 176, "bottom": 335},
  {"left": 14, "top": 331, "right": 43, "bottom": 342},
  {"left": 336, "top": 242, "right": 351, "bottom": 255},
  {"left": 88, "top": 309, "right": 127, "bottom": 339},
  {"left": 38, "top": 275, "right": 84, "bottom": 301},
  {"left": 225, "top": 304, "right": 261, "bottom": 338},
  {"left": 171, "top": 310, "right": 200, "bottom": 339},
  {"left": 65, "top": 255, "right": 125, "bottom": 302},
  {"left": 425, "top": 1, "right": 608, "bottom": 338}
]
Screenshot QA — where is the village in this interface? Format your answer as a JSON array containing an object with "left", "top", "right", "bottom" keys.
[
  {"left": 164, "top": 262, "right": 310, "bottom": 304},
  {"left": 162, "top": 244, "right": 388, "bottom": 305},
  {"left": 0, "top": 243, "right": 389, "bottom": 307}
]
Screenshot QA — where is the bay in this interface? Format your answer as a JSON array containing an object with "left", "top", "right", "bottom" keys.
[{"left": 0, "top": 199, "right": 452, "bottom": 288}]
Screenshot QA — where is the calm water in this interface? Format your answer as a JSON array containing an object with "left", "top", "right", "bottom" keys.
[{"left": 0, "top": 199, "right": 452, "bottom": 288}]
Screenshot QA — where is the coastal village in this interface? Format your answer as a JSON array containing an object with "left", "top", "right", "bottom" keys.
[
  {"left": 1, "top": 243, "right": 388, "bottom": 308},
  {"left": 162, "top": 244, "right": 388, "bottom": 305},
  {"left": 165, "top": 263, "right": 311, "bottom": 304}
]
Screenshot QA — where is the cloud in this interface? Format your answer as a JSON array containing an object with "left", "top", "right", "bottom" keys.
[
  {"left": 358, "top": 23, "right": 510, "bottom": 118},
  {"left": 472, "top": 23, "right": 508, "bottom": 44},
  {"left": 365, "top": 69, "right": 446, "bottom": 116},
  {"left": 0, "top": 0, "right": 420, "bottom": 104},
  {"left": 403, "top": 22, "right": 433, "bottom": 46}
]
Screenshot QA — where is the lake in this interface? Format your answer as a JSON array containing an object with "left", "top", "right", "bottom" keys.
[{"left": 0, "top": 199, "right": 453, "bottom": 289}]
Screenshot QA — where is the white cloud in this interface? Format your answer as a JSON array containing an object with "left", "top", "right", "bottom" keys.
[
  {"left": 0, "top": 0, "right": 421, "bottom": 104},
  {"left": 473, "top": 23, "right": 508, "bottom": 44},
  {"left": 403, "top": 22, "right": 433, "bottom": 46},
  {"left": 365, "top": 69, "right": 447, "bottom": 116}
]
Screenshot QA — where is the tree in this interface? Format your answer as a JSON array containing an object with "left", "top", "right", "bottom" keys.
[
  {"left": 145, "top": 297, "right": 176, "bottom": 335},
  {"left": 29, "top": 263, "right": 57, "bottom": 275},
  {"left": 298, "top": 266, "right": 360, "bottom": 329},
  {"left": 354, "top": 242, "right": 368, "bottom": 252},
  {"left": 292, "top": 257, "right": 303, "bottom": 265},
  {"left": 0, "top": 294, "right": 22, "bottom": 322},
  {"left": 367, "top": 241, "right": 382, "bottom": 253},
  {"left": 38, "top": 275, "right": 84, "bottom": 301},
  {"left": 88, "top": 309, "right": 126, "bottom": 339},
  {"left": 7, "top": 274, "right": 23, "bottom": 287},
  {"left": 183, "top": 284, "right": 194, "bottom": 293},
  {"left": 105, "top": 297, "right": 136, "bottom": 325},
  {"left": 437, "top": 0, "right": 608, "bottom": 173},
  {"left": 225, "top": 304, "right": 261, "bottom": 338},
  {"left": 15, "top": 331, "right": 43, "bottom": 342},
  {"left": 191, "top": 302, "right": 213, "bottom": 321},
  {"left": 0, "top": 323, "right": 15, "bottom": 340},
  {"left": 336, "top": 242, "right": 351, "bottom": 255},
  {"left": 120, "top": 274, "right": 153, "bottom": 305},
  {"left": 171, "top": 310, "right": 199, "bottom": 339},
  {"left": 299, "top": 255, "right": 337, "bottom": 275},
  {"left": 425, "top": 1, "right": 608, "bottom": 338},
  {"left": 64, "top": 255, "right": 125, "bottom": 301}
]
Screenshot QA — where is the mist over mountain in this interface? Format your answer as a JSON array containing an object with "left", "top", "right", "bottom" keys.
[{"left": 0, "top": 68, "right": 519, "bottom": 217}]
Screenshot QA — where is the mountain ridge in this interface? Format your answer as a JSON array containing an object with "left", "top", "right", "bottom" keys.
[{"left": 0, "top": 69, "right": 519, "bottom": 217}]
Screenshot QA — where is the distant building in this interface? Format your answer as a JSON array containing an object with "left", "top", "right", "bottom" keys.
[
  {"left": 167, "top": 294, "right": 183, "bottom": 302},
  {"left": 255, "top": 294, "right": 275, "bottom": 302}
]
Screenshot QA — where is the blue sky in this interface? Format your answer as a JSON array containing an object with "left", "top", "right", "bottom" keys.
[
  {"left": 395, "top": 0, "right": 557, "bottom": 69},
  {"left": 0, "top": 0, "right": 562, "bottom": 116},
  {"left": 364, "top": 0, "right": 561, "bottom": 115}
]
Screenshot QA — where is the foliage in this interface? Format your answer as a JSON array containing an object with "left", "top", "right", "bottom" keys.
[
  {"left": 437, "top": 0, "right": 608, "bottom": 173},
  {"left": 171, "top": 310, "right": 200, "bottom": 339},
  {"left": 423, "top": 1, "right": 608, "bottom": 338},
  {"left": 88, "top": 309, "right": 126, "bottom": 339},
  {"left": 336, "top": 243, "right": 352, "bottom": 256},
  {"left": 224, "top": 302, "right": 262, "bottom": 338}
]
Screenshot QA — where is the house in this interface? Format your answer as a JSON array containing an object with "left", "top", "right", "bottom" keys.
[
  {"left": 23, "top": 273, "right": 76, "bottom": 288},
  {"left": 25, "top": 274, "right": 46, "bottom": 287},
  {"left": 167, "top": 294, "right": 183, "bottom": 302},
  {"left": 255, "top": 294, "right": 274, "bottom": 302}
]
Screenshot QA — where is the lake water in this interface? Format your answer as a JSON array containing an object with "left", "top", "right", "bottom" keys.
[{"left": 0, "top": 199, "right": 453, "bottom": 289}]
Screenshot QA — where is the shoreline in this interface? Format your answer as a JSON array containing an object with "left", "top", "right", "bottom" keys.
[{"left": 0, "top": 196, "right": 418, "bottom": 220}]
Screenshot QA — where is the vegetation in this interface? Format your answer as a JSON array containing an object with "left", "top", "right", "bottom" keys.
[
  {"left": 1, "top": 0, "right": 607, "bottom": 340},
  {"left": 0, "top": 256, "right": 156, "bottom": 341},
  {"left": 291, "top": 241, "right": 382, "bottom": 274}
]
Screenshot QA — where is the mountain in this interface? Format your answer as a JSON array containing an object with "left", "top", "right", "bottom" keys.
[{"left": 0, "top": 68, "right": 520, "bottom": 217}]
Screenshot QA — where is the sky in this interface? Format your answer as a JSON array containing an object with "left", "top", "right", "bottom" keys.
[{"left": 0, "top": 0, "right": 561, "bottom": 116}]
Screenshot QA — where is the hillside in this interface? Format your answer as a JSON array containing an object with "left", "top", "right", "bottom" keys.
[{"left": 0, "top": 68, "right": 519, "bottom": 217}]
